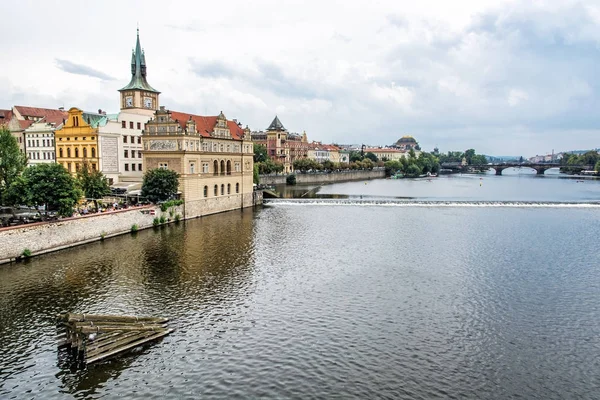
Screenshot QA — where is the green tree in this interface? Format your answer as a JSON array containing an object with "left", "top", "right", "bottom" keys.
[
  {"left": 405, "top": 163, "right": 422, "bottom": 177},
  {"left": 595, "top": 160, "right": 600, "bottom": 172},
  {"left": 6, "top": 163, "right": 81, "bottom": 216},
  {"left": 464, "top": 149, "right": 476, "bottom": 165},
  {"left": 253, "top": 163, "right": 259, "bottom": 184},
  {"left": 322, "top": 160, "right": 335, "bottom": 171},
  {"left": 76, "top": 161, "right": 110, "bottom": 210},
  {"left": 141, "top": 168, "right": 180, "bottom": 203},
  {"left": 349, "top": 151, "right": 363, "bottom": 162},
  {"left": 364, "top": 152, "right": 379, "bottom": 163},
  {"left": 253, "top": 144, "right": 268, "bottom": 163},
  {"left": 0, "top": 127, "right": 27, "bottom": 203}
]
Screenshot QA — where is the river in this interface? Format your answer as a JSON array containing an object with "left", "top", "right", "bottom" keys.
[{"left": 1, "top": 171, "right": 600, "bottom": 399}]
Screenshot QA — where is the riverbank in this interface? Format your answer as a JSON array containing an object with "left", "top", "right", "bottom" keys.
[{"left": 259, "top": 169, "right": 385, "bottom": 185}]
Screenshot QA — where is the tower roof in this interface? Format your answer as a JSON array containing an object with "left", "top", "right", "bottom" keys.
[
  {"left": 267, "top": 115, "right": 286, "bottom": 131},
  {"left": 119, "top": 29, "right": 160, "bottom": 93}
]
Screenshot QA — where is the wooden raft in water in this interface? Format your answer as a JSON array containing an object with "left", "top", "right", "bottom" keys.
[{"left": 56, "top": 313, "right": 173, "bottom": 365}]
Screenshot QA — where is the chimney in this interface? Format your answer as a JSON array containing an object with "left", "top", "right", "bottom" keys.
[{"left": 98, "top": 109, "right": 102, "bottom": 114}]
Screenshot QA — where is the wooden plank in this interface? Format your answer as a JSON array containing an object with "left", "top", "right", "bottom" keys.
[
  {"left": 85, "top": 331, "right": 155, "bottom": 359},
  {"left": 77, "top": 325, "right": 167, "bottom": 334},
  {"left": 85, "top": 331, "right": 142, "bottom": 353},
  {"left": 67, "top": 313, "right": 168, "bottom": 324},
  {"left": 73, "top": 321, "right": 167, "bottom": 328},
  {"left": 86, "top": 329, "right": 173, "bottom": 364}
]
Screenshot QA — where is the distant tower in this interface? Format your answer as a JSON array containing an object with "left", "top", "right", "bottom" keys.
[{"left": 118, "top": 29, "right": 160, "bottom": 111}]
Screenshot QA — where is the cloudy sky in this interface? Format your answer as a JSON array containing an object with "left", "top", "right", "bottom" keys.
[{"left": 2, "top": 0, "right": 600, "bottom": 156}]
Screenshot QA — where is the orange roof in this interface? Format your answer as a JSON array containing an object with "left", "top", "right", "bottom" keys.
[{"left": 169, "top": 111, "right": 245, "bottom": 140}]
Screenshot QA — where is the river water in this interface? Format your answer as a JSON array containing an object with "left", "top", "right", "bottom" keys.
[{"left": 1, "top": 171, "right": 600, "bottom": 399}]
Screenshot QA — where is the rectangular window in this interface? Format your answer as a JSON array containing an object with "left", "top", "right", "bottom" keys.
[
  {"left": 202, "top": 163, "right": 209, "bottom": 173},
  {"left": 129, "top": 121, "right": 134, "bottom": 129},
  {"left": 138, "top": 163, "right": 142, "bottom": 171},
  {"left": 190, "top": 163, "right": 195, "bottom": 174},
  {"left": 132, "top": 163, "right": 136, "bottom": 171},
  {"left": 124, "top": 150, "right": 128, "bottom": 158},
  {"left": 138, "top": 151, "right": 142, "bottom": 158},
  {"left": 137, "top": 122, "right": 141, "bottom": 130},
  {"left": 123, "top": 136, "right": 127, "bottom": 143},
  {"left": 124, "top": 163, "right": 129, "bottom": 171},
  {"left": 122, "top": 121, "right": 126, "bottom": 128},
  {"left": 36, "top": 140, "right": 39, "bottom": 147},
  {"left": 159, "top": 163, "right": 168, "bottom": 170},
  {"left": 138, "top": 136, "right": 141, "bottom": 144},
  {"left": 131, "top": 136, "right": 134, "bottom": 144},
  {"left": 92, "top": 163, "right": 96, "bottom": 170}
]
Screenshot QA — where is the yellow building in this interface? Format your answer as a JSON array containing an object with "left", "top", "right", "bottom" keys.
[{"left": 55, "top": 107, "right": 106, "bottom": 173}]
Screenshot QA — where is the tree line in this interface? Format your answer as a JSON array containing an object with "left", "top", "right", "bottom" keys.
[{"left": 560, "top": 151, "right": 600, "bottom": 173}]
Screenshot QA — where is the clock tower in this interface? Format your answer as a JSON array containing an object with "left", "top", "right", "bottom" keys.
[{"left": 118, "top": 29, "right": 160, "bottom": 111}]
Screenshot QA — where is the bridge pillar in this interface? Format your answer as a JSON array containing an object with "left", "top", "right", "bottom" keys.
[
  {"left": 495, "top": 167, "right": 504, "bottom": 176},
  {"left": 535, "top": 167, "right": 546, "bottom": 175}
]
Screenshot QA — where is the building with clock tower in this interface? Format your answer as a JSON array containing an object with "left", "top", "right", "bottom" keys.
[{"left": 96, "top": 29, "right": 160, "bottom": 186}]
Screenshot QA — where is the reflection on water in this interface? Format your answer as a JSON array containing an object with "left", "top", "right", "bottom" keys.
[{"left": 1, "top": 176, "right": 600, "bottom": 399}]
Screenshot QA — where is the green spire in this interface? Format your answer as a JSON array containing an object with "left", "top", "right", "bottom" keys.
[{"left": 119, "top": 29, "right": 160, "bottom": 93}]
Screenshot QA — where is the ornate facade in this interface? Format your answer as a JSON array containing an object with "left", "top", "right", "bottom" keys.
[
  {"left": 251, "top": 116, "right": 311, "bottom": 173},
  {"left": 142, "top": 107, "right": 255, "bottom": 217},
  {"left": 54, "top": 108, "right": 103, "bottom": 174}
]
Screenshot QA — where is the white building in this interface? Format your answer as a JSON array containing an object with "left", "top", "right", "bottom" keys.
[{"left": 23, "top": 118, "right": 64, "bottom": 164}]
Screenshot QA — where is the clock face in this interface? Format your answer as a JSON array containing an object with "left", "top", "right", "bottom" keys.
[
  {"left": 144, "top": 97, "right": 153, "bottom": 109},
  {"left": 125, "top": 96, "right": 133, "bottom": 107}
]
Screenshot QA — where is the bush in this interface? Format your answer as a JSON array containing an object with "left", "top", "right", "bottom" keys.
[
  {"left": 22, "top": 248, "right": 32, "bottom": 258},
  {"left": 100, "top": 231, "right": 106, "bottom": 240},
  {"left": 159, "top": 215, "right": 166, "bottom": 224},
  {"left": 153, "top": 217, "right": 160, "bottom": 226},
  {"left": 174, "top": 214, "right": 181, "bottom": 223},
  {"left": 131, "top": 224, "right": 139, "bottom": 233},
  {"left": 286, "top": 174, "right": 297, "bottom": 185},
  {"left": 160, "top": 199, "right": 184, "bottom": 212}
]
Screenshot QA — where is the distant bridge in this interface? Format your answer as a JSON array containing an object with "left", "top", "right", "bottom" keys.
[{"left": 441, "top": 163, "right": 592, "bottom": 176}]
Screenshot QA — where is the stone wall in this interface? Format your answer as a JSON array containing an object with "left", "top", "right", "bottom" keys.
[
  {"left": 259, "top": 169, "right": 385, "bottom": 185},
  {"left": 0, "top": 205, "right": 181, "bottom": 265}
]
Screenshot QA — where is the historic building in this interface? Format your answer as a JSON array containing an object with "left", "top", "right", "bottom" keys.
[
  {"left": 3, "top": 106, "right": 67, "bottom": 154},
  {"left": 96, "top": 29, "right": 160, "bottom": 185},
  {"left": 251, "top": 116, "right": 312, "bottom": 173},
  {"left": 392, "top": 135, "right": 420, "bottom": 151},
  {"left": 363, "top": 147, "right": 410, "bottom": 161},
  {"left": 23, "top": 114, "right": 66, "bottom": 165},
  {"left": 142, "top": 106, "right": 255, "bottom": 217},
  {"left": 54, "top": 108, "right": 108, "bottom": 174}
]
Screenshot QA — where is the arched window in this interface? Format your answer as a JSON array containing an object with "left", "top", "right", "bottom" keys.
[
  {"left": 213, "top": 160, "right": 218, "bottom": 175},
  {"left": 204, "top": 186, "right": 208, "bottom": 197},
  {"left": 221, "top": 184, "right": 224, "bottom": 195},
  {"left": 220, "top": 160, "right": 225, "bottom": 175},
  {"left": 214, "top": 185, "right": 218, "bottom": 196},
  {"left": 67, "top": 148, "right": 71, "bottom": 158},
  {"left": 227, "top": 183, "right": 231, "bottom": 194},
  {"left": 91, "top": 147, "right": 96, "bottom": 158},
  {"left": 59, "top": 148, "right": 63, "bottom": 158},
  {"left": 83, "top": 148, "right": 87, "bottom": 158},
  {"left": 236, "top": 183, "right": 240, "bottom": 193},
  {"left": 226, "top": 160, "right": 231, "bottom": 175},
  {"left": 75, "top": 148, "right": 79, "bottom": 158}
]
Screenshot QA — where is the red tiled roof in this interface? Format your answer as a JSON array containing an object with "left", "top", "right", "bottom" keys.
[
  {"left": 19, "top": 120, "right": 34, "bottom": 129},
  {"left": 0, "top": 109, "right": 12, "bottom": 125},
  {"left": 169, "top": 111, "right": 245, "bottom": 140},
  {"left": 14, "top": 105, "right": 66, "bottom": 118}
]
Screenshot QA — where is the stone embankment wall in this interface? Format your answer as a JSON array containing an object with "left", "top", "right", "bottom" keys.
[
  {"left": 0, "top": 205, "right": 180, "bottom": 265},
  {"left": 259, "top": 169, "right": 386, "bottom": 185},
  {"left": 0, "top": 192, "right": 264, "bottom": 265}
]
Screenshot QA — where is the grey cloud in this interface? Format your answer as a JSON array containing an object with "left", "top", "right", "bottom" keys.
[
  {"left": 55, "top": 59, "right": 115, "bottom": 81},
  {"left": 189, "top": 59, "right": 238, "bottom": 79}
]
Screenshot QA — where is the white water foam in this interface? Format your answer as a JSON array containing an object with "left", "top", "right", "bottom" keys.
[{"left": 264, "top": 199, "right": 600, "bottom": 208}]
